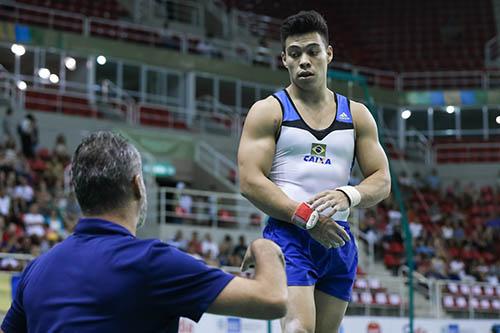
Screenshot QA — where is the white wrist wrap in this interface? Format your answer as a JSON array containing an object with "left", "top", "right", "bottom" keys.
[{"left": 336, "top": 186, "right": 361, "bottom": 207}]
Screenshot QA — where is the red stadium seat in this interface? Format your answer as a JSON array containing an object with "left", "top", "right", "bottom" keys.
[
  {"left": 389, "top": 294, "right": 401, "bottom": 306},
  {"left": 354, "top": 278, "right": 368, "bottom": 290},
  {"left": 374, "top": 292, "right": 388, "bottom": 305},
  {"left": 443, "top": 295, "right": 455, "bottom": 309},
  {"left": 456, "top": 296, "right": 467, "bottom": 309},
  {"left": 447, "top": 283, "right": 459, "bottom": 295},
  {"left": 360, "top": 291, "right": 373, "bottom": 305}
]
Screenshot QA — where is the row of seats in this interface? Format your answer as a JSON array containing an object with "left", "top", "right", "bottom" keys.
[
  {"left": 23, "top": 88, "right": 235, "bottom": 133},
  {"left": 351, "top": 291, "right": 402, "bottom": 307},
  {"left": 445, "top": 283, "right": 499, "bottom": 298},
  {"left": 353, "top": 278, "right": 385, "bottom": 292},
  {"left": 443, "top": 295, "right": 500, "bottom": 312},
  {"left": 25, "top": 89, "right": 97, "bottom": 118},
  {"left": 435, "top": 146, "right": 500, "bottom": 163},
  {"left": 16, "top": 0, "right": 128, "bottom": 19},
  {"left": 225, "top": 0, "right": 495, "bottom": 71}
]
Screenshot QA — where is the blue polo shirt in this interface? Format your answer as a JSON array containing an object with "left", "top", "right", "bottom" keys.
[{"left": 1, "top": 218, "right": 234, "bottom": 333}]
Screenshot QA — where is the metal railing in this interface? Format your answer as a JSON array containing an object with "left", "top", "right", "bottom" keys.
[
  {"left": 0, "top": 70, "right": 245, "bottom": 137},
  {"left": 156, "top": 0, "right": 204, "bottom": 27},
  {"left": 3, "top": 0, "right": 499, "bottom": 90},
  {"left": 485, "top": 35, "right": 500, "bottom": 67},
  {"left": 156, "top": 186, "right": 263, "bottom": 229},
  {"left": 399, "top": 71, "right": 492, "bottom": 90},
  {"left": 434, "top": 142, "right": 500, "bottom": 162},
  {"left": 434, "top": 279, "right": 500, "bottom": 319},
  {"left": 0, "top": 1, "right": 252, "bottom": 70},
  {"left": 194, "top": 141, "right": 238, "bottom": 191},
  {"left": 398, "top": 266, "right": 500, "bottom": 319},
  {"left": 100, "top": 80, "right": 137, "bottom": 124},
  {"left": 230, "top": 9, "right": 281, "bottom": 41}
]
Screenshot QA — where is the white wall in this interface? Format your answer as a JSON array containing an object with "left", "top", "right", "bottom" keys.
[{"left": 179, "top": 315, "right": 499, "bottom": 333}]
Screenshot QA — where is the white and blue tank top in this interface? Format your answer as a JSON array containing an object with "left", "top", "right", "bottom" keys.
[{"left": 269, "top": 89, "right": 356, "bottom": 222}]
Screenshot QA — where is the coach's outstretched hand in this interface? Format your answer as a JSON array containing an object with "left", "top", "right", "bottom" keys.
[{"left": 308, "top": 215, "right": 351, "bottom": 249}]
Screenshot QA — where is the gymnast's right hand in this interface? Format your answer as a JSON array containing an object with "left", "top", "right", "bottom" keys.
[{"left": 308, "top": 215, "right": 351, "bottom": 249}]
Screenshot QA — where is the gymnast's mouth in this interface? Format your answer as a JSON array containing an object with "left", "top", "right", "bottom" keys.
[{"left": 297, "top": 71, "right": 314, "bottom": 78}]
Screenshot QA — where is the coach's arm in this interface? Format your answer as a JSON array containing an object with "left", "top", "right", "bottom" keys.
[{"left": 207, "top": 239, "right": 287, "bottom": 319}]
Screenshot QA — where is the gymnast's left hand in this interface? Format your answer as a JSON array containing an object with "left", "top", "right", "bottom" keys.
[{"left": 308, "top": 190, "right": 350, "bottom": 218}]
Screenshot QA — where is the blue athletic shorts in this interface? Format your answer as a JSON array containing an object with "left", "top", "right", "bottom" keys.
[{"left": 263, "top": 217, "right": 358, "bottom": 302}]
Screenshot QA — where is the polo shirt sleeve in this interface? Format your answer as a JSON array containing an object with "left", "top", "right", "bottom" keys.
[
  {"left": 146, "top": 240, "right": 235, "bottom": 322},
  {"left": 1, "top": 263, "right": 31, "bottom": 333}
]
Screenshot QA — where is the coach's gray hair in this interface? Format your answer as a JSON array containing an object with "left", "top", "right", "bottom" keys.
[{"left": 71, "top": 131, "right": 142, "bottom": 215}]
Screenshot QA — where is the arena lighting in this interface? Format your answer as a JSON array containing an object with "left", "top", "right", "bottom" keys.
[
  {"left": 49, "top": 74, "right": 59, "bottom": 84},
  {"left": 38, "top": 68, "right": 51, "bottom": 80},
  {"left": 96, "top": 55, "right": 107, "bottom": 65},
  {"left": 496, "top": 115, "right": 500, "bottom": 125},
  {"left": 446, "top": 105, "right": 455, "bottom": 114},
  {"left": 64, "top": 57, "right": 76, "bottom": 71},
  {"left": 10, "top": 44, "right": 26, "bottom": 56},
  {"left": 16, "top": 81, "right": 27, "bottom": 90},
  {"left": 401, "top": 110, "right": 412, "bottom": 120}
]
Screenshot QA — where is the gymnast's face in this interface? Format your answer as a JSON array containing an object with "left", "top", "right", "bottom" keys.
[{"left": 282, "top": 32, "right": 333, "bottom": 90}]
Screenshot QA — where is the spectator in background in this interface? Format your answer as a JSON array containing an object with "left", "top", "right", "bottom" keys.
[
  {"left": 409, "top": 219, "right": 423, "bottom": 238},
  {"left": 14, "top": 175, "right": 34, "bottom": 204},
  {"left": 53, "top": 134, "right": 69, "bottom": 162},
  {"left": 18, "top": 114, "right": 36, "bottom": 158},
  {"left": 398, "top": 171, "right": 412, "bottom": 190},
  {"left": 46, "top": 208, "right": 65, "bottom": 239},
  {"left": 175, "top": 182, "right": 193, "bottom": 221},
  {"left": 187, "top": 231, "right": 202, "bottom": 255},
  {"left": 2, "top": 107, "right": 14, "bottom": 141},
  {"left": 441, "top": 219, "right": 453, "bottom": 240},
  {"left": 412, "top": 172, "right": 424, "bottom": 189},
  {"left": 218, "top": 234, "right": 233, "bottom": 266},
  {"left": 197, "top": 36, "right": 215, "bottom": 57},
  {"left": 201, "top": 233, "right": 219, "bottom": 261},
  {"left": 23, "top": 202, "right": 45, "bottom": 238},
  {"left": 249, "top": 212, "right": 262, "bottom": 227},
  {"left": 166, "top": 230, "right": 187, "bottom": 251},
  {"left": 425, "top": 168, "right": 441, "bottom": 190},
  {"left": 452, "top": 221, "right": 465, "bottom": 241},
  {"left": 449, "top": 257, "right": 465, "bottom": 280},
  {"left": 387, "top": 202, "right": 402, "bottom": 225},
  {"left": 230, "top": 235, "right": 247, "bottom": 267},
  {"left": 0, "top": 186, "right": 11, "bottom": 216}
]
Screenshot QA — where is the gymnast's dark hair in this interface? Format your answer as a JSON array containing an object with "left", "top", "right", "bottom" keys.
[
  {"left": 71, "top": 131, "right": 142, "bottom": 215},
  {"left": 280, "top": 10, "right": 329, "bottom": 51}
]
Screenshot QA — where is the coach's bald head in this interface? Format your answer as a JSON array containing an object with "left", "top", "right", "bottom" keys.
[{"left": 71, "top": 131, "right": 147, "bottom": 233}]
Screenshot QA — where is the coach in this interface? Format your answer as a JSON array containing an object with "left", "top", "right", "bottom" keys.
[{"left": 1, "top": 131, "right": 287, "bottom": 333}]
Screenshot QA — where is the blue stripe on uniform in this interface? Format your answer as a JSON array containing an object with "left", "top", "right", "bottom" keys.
[{"left": 273, "top": 90, "right": 300, "bottom": 122}]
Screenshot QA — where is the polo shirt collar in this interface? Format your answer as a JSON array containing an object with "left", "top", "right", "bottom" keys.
[{"left": 74, "top": 218, "right": 134, "bottom": 237}]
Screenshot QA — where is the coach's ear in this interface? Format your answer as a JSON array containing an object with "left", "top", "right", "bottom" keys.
[{"left": 132, "top": 174, "right": 142, "bottom": 200}]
